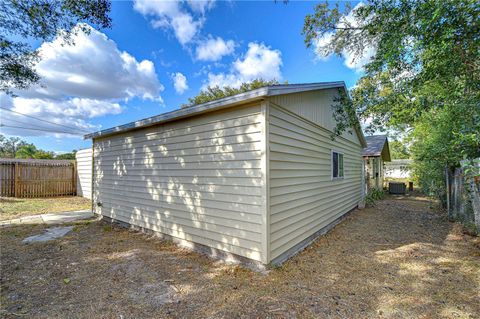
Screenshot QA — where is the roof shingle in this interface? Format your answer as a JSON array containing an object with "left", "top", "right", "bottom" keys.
[{"left": 362, "top": 135, "right": 388, "bottom": 157}]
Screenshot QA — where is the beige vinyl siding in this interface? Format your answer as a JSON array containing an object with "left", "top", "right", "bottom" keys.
[
  {"left": 92, "top": 104, "right": 266, "bottom": 262},
  {"left": 269, "top": 89, "right": 361, "bottom": 145},
  {"left": 268, "top": 104, "right": 363, "bottom": 261},
  {"left": 76, "top": 148, "right": 92, "bottom": 199}
]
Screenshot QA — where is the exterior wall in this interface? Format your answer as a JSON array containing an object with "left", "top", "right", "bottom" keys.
[
  {"left": 364, "top": 157, "right": 384, "bottom": 190},
  {"left": 269, "top": 89, "right": 361, "bottom": 145},
  {"left": 76, "top": 148, "right": 93, "bottom": 199},
  {"left": 267, "top": 103, "right": 364, "bottom": 262},
  {"left": 385, "top": 159, "right": 412, "bottom": 179},
  {"left": 92, "top": 104, "right": 266, "bottom": 263}
]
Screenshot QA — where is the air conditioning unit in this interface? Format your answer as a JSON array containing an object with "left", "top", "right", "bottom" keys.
[{"left": 389, "top": 182, "right": 406, "bottom": 195}]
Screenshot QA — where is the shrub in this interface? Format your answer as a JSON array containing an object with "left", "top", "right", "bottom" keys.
[{"left": 366, "top": 188, "right": 385, "bottom": 207}]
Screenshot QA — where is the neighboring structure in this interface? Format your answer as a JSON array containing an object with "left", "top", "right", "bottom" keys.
[
  {"left": 362, "top": 135, "right": 391, "bottom": 190},
  {"left": 385, "top": 159, "right": 412, "bottom": 179},
  {"left": 84, "top": 82, "right": 367, "bottom": 266},
  {"left": 75, "top": 148, "right": 93, "bottom": 199}
]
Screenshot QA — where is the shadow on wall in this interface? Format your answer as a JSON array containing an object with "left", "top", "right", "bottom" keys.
[{"left": 92, "top": 106, "right": 265, "bottom": 263}]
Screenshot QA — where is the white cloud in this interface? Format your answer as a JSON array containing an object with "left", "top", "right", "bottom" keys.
[
  {"left": 12, "top": 97, "right": 122, "bottom": 119},
  {"left": 171, "top": 72, "right": 189, "bottom": 94},
  {"left": 2, "top": 25, "right": 163, "bottom": 137},
  {"left": 204, "top": 42, "right": 282, "bottom": 88},
  {"left": 30, "top": 25, "right": 163, "bottom": 101},
  {"left": 343, "top": 46, "right": 376, "bottom": 71},
  {"left": 313, "top": 2, "right": 376, "bottom": 71},
  {"left": 133, "top": 0, "right": 214, "bottom": 46},
  {"left": 195, "top": 36, "right": 236, "bottom": 61},
  {"left": 187, "top": 0, "right": 215, "bottom": 14}
]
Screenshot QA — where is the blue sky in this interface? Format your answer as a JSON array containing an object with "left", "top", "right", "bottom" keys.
[{"left": 0, "top": 0, "right": 365, "bottom": 153}]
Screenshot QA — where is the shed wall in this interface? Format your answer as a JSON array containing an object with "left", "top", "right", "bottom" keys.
[
  {"left": 92, "top": 104, "right": 266, "bottom": 262},
  {"left": 268, "top": 104, "right": 363, "bottom": 261},
  {"left": 76, "top": 148, "right": 93, "bottom": 199}
]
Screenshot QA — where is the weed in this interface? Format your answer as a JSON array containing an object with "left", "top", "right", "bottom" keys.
[{"left": 366, "top": 188, "right": 385, "bottom": 207}]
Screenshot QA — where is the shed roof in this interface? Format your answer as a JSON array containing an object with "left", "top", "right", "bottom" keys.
[
  {"left": 84, "top": 81, "right": 367, "bottom": 146},
  {"left": 362, "top": 135, "right": 391, "bottom": 161}
]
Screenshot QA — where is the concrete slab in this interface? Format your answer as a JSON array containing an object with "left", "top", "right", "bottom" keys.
[
  {"left": 22, "top": 226, "right": 74, "bottom": 243},
  {"left": 42, "top": 210, "right": 93, "bottom": 224},
  {"left": 0, "top": 210, "right": 94, "bottom": 227}
]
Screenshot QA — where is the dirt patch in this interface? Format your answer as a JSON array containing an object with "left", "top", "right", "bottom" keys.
[
  {"left": 0, "top": 196, "right": 91, "bottom": 221},
  {"left": 1, "top": 195, "right": 479, "bottom": 318}
]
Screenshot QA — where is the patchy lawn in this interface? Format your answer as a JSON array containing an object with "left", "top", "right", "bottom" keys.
[
  {"left": 0, "top": 195, "right": 478, "bottom": 318},
  {"left": 0, "top": 197, "right": 91, "bottom": 221}
]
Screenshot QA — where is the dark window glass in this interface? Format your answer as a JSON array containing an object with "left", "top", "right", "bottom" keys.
[
  {"left": 332, "top": 151, "right": 344, "bottom": 178},
  {"left": 332, "top": 152, "right": 339, "bottom": 178}
]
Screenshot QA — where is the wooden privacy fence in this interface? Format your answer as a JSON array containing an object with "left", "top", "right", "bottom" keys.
[{"left": 0, "top": 159, "right": 76, "bottom": 198}]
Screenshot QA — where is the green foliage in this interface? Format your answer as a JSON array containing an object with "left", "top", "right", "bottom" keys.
[
  {"left": 55, "top": 151, "right": 76, "bottom": 160},
  {"left": 0, "top": 134, "right": 72, "bottom": 159},
  {"left": 0, "top": 135, "right": 28, "bottom": 157},
  {"left": 365, "top": 188, "right": 385, "bottom": 207},
  {"left": 410, "top": 104, "right": 480, "bottom": 198},
  {"left": 303, "top": 0, "right": 480, "bottom": 200},
  {"left": 184, "top": 79, "right": 282, "bottom": 107},
  {"left": 390, "top": 140, "right": 410, "bottom": 160},
  {"left": 1, "top": 0, "right": 112, "bottom": 94},
  {"left": 461, "top": 158, "right": 480, "bottom": 179},
  {"left": 15, "top": 143, "right": 39, "bottom": 159}
]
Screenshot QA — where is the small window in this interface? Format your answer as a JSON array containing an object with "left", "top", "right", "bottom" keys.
[{"left": 332, "top": 151, "right": 344, "bottom": 179}]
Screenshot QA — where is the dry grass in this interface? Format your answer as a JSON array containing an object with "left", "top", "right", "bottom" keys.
[
  {"left": 0, "top": 196, "right": 91, "bottom": 221},
  {"left": 0, "top": 195, "right": 478, "bottom": 318}
]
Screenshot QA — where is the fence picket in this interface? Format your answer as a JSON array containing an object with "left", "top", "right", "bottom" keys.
[{"left": 0, "top": 159, "right": 76, "bottom": 198}]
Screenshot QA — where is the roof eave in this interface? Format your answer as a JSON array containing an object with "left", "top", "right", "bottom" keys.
[
  {"left": 83, "top": 81, "right": 356, "bottom": 140},
  {"left": 84, "top": 87, "right": 269, "bottom": 140}
]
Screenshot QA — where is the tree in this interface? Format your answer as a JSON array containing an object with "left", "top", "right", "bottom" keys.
[
  {"left": 184, "top": 79, "right": 282, "bottom": 107},
  {"left": 389, "top": 140, "right": 410, "bottom": 160},
  {"left": 1, "top": 0, "right": 112, "bottom": 94},
  {"left": 55, "top": 151, "right": 76, "bottom": 159},
  {"left": 33, "top": 149, "right": 55, "bottom": 159},
  {"left": 303, "top": 0, "right": 480, "bottom": 197},
  {"left": 0, "top": 134, "right": 71, "bottom": 159},
  {"left": 0, "top": 135, "right": 28, "bottom": 157},
  {"left": 15, "top": 143, "right": 38, "bottom": 159},
  {"left": 303, "top": 0, "right": 479, "bottom": 131}
]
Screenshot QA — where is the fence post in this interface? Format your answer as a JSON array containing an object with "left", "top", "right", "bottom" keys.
[
  {"left": 469, "top": 179, "right": 480, "bottom": 230},
  {"left": 14, "top": 163, "right": 19, "bottom": 198},
  {"left": 446, "top": 166, "right": 451, "bottom": 219},
  {"left": 72, "top": 161, "right": 77, "bottom": 196}
]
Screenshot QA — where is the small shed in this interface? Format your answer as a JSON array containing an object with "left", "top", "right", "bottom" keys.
[
  {"left": 85, "top": 82, "right": 367, "bottom": 266},
  {"left": 362, "top": 135, "right": 391, "bottom": 190}
]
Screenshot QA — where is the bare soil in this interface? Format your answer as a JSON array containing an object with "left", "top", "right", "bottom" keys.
[
  {"left": 1, "top": 195, "right": 478, "bottom": 318},
  {"left": 0, "top": 197, "right": 91, "bottom": 221}
]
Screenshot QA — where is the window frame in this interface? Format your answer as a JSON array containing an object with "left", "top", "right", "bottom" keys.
[{"left": 331, "top": 150, "right": 345, "bottom": 180}]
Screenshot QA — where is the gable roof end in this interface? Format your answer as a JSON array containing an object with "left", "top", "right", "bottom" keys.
[{"left": 362, "top": 135, "right": 391, "bottom": 161}]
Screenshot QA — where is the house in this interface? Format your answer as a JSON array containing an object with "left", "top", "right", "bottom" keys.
[
  {"left": 385, "top": 159, "right": 412, "bottom": 179},
  {"left": 362, "top": 135, "right": 391, "bottom": 190},
  {"left": 84, "top": 82, "right": 367, "bottom": 267}
]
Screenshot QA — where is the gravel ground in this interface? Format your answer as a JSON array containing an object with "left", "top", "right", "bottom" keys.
[{"left": 0, "top": 195, "right": 478, "bottom": 318}]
